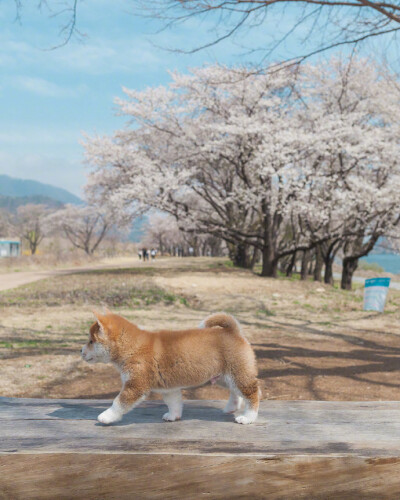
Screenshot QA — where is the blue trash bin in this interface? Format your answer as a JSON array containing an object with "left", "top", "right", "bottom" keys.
[{"left": 363, "top": 277, "right": 391, "bottom": 312}]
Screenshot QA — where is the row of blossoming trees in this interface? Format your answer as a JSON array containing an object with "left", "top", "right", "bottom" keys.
[
  {"left": 1, "top": 203, "right": 123, "bottom": 257},
  {"left": 83, "top": 56, "right": 400, "bottom": 290},
  {"left": 140, "top": 214, "right": 226, "bottom": 258}
]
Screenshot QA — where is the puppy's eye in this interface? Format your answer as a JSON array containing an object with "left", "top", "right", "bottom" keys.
[{"left": 89, "top": 340, "right": 93, "bottom": 345}]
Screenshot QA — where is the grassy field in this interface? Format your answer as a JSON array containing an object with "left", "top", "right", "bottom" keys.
[{"left": 1, "top": 257, "right": 400, "bottom": 402}]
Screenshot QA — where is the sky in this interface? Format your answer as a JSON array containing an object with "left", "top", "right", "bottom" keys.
[{"left": 0, "top": 0, "right": 398, "bottom": 197}]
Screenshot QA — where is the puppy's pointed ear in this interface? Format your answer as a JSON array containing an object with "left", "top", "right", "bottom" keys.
[
  {"left": 104, "top": 306, "right": 112, "bottom": 315},
  {"left": 92, "top": 309, "right": 103, "bottom": 321},
  {"left": 92, "top": 309, "right": 106, "bottom": 335}
]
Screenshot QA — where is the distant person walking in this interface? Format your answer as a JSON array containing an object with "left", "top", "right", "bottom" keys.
[
  {"left": 142, "top": 248, "right": 149, "bottom": 261},
  {"left": 138, "top": 250, "right": 142, "bottom": 260},
  {"left": 151, "top": 248, "right": 156, "bottom": 260}
]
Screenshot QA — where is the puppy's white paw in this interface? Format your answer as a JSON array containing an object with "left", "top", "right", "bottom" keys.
[
  {"left": 162, "top": 412, "right": 181, "bottom": 422},
  {"left": 235, "top": 415, "right": 256, "bottom": 425},
  {"left": 98, "top": 408, "right": 122, "bottom": 425}
]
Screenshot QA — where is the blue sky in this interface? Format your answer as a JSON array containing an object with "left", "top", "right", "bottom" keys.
[{"left": 0, "top": 0, "right": 397, "bottom": 196}]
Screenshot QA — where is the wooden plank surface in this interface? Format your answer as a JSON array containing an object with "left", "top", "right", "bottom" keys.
[
  {"left": 1, "top": 398, "right": 400, "bottom": 499},
  {"left": 1, "top": 397, "right": 400, "bottom": 456}
]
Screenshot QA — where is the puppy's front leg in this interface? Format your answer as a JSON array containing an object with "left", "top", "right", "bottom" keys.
[
  {"left": 162, "top": 389, "right": 183, "bottom": 421},
  {"left": 98, "top": 381, "right": 147, "bottom": 425}
]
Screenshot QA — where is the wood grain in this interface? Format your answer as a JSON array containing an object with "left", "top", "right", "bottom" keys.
[{"left": 1, "top": 398, "right": 400, "bottom": 498}]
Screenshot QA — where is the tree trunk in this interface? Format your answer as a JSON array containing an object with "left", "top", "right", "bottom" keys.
[
  {"left": 26, "top": 232, "right": 38, "bottom": 255},
  {"left": 231, "top": 243, "right": 254, "bottom": 269},
  {"left": 261, "top": 245, "right": 278, "bottom": 277},
  {"left": 286, "top": 251, "right": 296, "bottom": 277},
  {"left": 324, "top": 258, "right": 334, "bottom": 285},
  {"left": 313, "top": 247, "right": 323, "bottom": 282},
  {"left": 308, "top": 258, "right": 314, "bottom": 276},
  {"left": 158, "top": 237, "right": 164, "bottom": 256},
  {"left": 300, "top": 250, "right": 310, "bottom": 281},
  {"left": 341, "top": 257, "right": 359, "bottom": 290},
  {"left": 30, "top": 241, "right": 37, "bottom": 255},
  {"left": 321, "top": 239, "right": 342, "bottom": 285}
]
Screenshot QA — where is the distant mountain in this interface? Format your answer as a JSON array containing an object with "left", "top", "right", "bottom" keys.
[
  {"left": 0, "top": 174, "right": 147, "bottom": 241},
  {"left": 0, "top": 194, "right": 64, "bottom": 212},
  {"left": 0, "top": 175, "right": 82, "bottom": 205}
]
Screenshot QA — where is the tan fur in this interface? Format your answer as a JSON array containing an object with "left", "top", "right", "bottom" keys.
[{"left": 81, "top": 311, "right": 260, "bottom": 424}]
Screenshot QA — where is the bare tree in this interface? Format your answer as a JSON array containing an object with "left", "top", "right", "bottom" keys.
[
  {"left": 10, "top": 1, "right": 400, "bottom": 59},
  {"left": 0, "top": 210, "right": 15, "bottom": 237},
  {"left": 12, "top": 0, "right": 82, "bottom": 48},
  {"left": 140, "top": 0, "right": 400, "bottom": 62},
  {"left": 16, "top": 204, "right": 48, "bottom": 255},
  {"left": 46, "top": 204, "right": 112, "bottom": 255}
]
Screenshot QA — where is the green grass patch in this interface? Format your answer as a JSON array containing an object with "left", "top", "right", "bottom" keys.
[
  {"left": 207, "top": 260, "right": 238, "bottom": 272},
  {"left": 0, "top": 340, "right": 53, "bottom": 349},
  {"left": 257, "top": 308, "right": 276, "bottom": 317},
  {"left": 0, "top": 272, "right": 192, "bottom": 308},
  {"left": 83, "top": 267, "right": 157, "bottom": 276}
]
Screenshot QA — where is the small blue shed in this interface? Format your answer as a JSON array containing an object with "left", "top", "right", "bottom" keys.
[{"left": 0, "top": 239, "right": 21, "bottom": 257}]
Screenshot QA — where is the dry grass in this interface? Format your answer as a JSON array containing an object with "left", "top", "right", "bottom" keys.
[
  {"left": 1, "top": 258, "right": 400, "bottom": 401},
  {"left": 0, "top": 238, "right": 138, "bottom": 273}
]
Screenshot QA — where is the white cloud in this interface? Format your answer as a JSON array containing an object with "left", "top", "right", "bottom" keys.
[
  {"left": 0, "top": 36, "right": 165, "bottom": 76},
  {"left": 53, "top": 41, "right": 161, "bottom": 75},
  {"left": 0, "top": 126, "right": 83, "bottom": 145},
  {"left": 12, "top": 76, "right": 86, "bottom": 98}
]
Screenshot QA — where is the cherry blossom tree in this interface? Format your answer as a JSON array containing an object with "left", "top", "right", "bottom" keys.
[
  {"left": 85, "top": 65, "right": 325, "bottom": 276},
  {"left": 141, "top": 213, "right": 225, "bottom": 256},
  {"left": 84, "top": 58, "right": 400, "bottom": 288},
  {"left": 141, "top": 214, "right": 182, "bottom": 255},
  {"left": 300, "top": 57, "right": 400, "bottom": 288},
  {"left": 46, "top": 204, "right": 116, "bottom": 255}
]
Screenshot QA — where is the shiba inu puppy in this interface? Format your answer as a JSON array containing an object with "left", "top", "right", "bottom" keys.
[{"left": 81, "top": 311, "right": 260, "bottom": 425}]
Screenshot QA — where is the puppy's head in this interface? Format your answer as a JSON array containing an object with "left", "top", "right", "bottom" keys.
[{"left": 81, "top": 311, "right": 113, "bottom": 364}]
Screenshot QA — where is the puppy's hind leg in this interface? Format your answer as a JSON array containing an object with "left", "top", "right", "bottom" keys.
[
  {"left": 223, "top": 392, "right": 243, "bottom": 414},
  {"left": 234, "top": 379, "right": 260, "bottom": 425},
  {"left": 214, "top": 375, "right": 242, "bottom": 414},
  {"left": 162, "top": 389, "right": 183, "bottom": 422}
]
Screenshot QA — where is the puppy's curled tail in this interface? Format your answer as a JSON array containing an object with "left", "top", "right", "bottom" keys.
[{"left": 199, "top": 312, "right": 241, "bottom": 336}]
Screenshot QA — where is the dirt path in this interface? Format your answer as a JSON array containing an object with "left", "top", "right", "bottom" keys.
[
  {"left": 0, "top": 256, "right": 199, "bottom": 292},
  {"left": 0, "top": 257, "right": 144, "bottom": 292},
  {"left": 0, "top": 270, "right": 54, "bottom": 292}
]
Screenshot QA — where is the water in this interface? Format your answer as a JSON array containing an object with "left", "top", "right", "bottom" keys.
[{"left": 361, "top": 253, "right": 400, "bottom": 275}]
